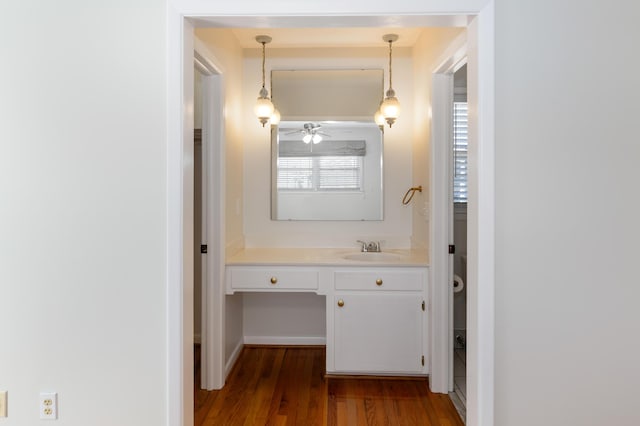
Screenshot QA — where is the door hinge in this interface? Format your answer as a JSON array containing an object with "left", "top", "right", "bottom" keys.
[
  {"left": 421, "top": 355, "right": 425, "bottom": 366},
  {"left": 422, "top": 300, "right": 426, "bottom": 311},
  {"left": 448, "top": 244, "right": 455, "bottom": 254},
  {"left": 200, "top": 244, "right": 208, "bottom": 254}
]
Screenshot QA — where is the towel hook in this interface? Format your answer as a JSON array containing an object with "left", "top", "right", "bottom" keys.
[{"left": 402, "top": 185, "right": 423, "bottom": 205}]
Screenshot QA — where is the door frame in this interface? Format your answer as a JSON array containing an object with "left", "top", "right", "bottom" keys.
[
  {"left": 167, "top": 3, "right": 495, "bottom": 426},
  {"left": 430, "top": 45, "right": 468, "bottom": 395},
  {"left": 431, "top": 69, "right": 456, "bottom": 394},
  {"left": 194, "top": 39, "right": 226, "bottom": 391}
]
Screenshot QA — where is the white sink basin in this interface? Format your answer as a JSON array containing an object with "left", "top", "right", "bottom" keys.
[{"left": 343, "top": 252, "right": 403, "bottom": 262}]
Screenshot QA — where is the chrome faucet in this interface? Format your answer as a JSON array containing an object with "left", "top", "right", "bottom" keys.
[{"left": 357, "top": 240, "right": 381, "bottom": 253}]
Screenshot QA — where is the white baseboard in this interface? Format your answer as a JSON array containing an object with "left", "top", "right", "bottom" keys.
[
  {"left": 243, "top": 336, "right": 326, "bottom": 346},
  {"left": 225, "top": 338, "right": 244, "bottom": 379}
]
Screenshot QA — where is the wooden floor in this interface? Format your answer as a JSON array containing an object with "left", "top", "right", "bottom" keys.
[{"left": 195, "top": 345, "right": 464, "bottom": 426}]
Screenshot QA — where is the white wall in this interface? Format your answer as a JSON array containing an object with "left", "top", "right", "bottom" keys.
[
  {"left": 243, "top": 293, "right": 326, "bottom": 344},
  {"left": 0, "top": 2, "right": 167, "bottom": 425},
  {"left": 494, "top": 1, "right": 640, "bottom": 425},
  {"left": 241, "top": 46, "right": 414, "bottom": 340},
  {"left": 242, "top": 46, "right": 415, "bottom": 249},
  {"left": 411, "top": 28, "right": 466, "bottom": 250},
  {"left": 239, "top": 40, "right": 458, "bottom": 342},
  {"left": 195, "top": 29, "right": 246, "bottom": 252}
]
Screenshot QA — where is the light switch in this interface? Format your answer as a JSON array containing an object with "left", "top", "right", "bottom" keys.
[{"left": 0, "top": 390, "right": 7, "bottom": 417}]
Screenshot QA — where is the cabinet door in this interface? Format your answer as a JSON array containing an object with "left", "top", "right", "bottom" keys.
[{"left": 333, "top": 293, "right": 423, "bottom": 374}]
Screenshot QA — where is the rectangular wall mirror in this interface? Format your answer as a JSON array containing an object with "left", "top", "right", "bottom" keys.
[{"left": 270, "top": 69, "right": 384, "bottom": 221}]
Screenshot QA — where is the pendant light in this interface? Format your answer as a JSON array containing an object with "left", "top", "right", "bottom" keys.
[
  {"left": 380, "top": 34, "right": 400, "bottom": 128},
  {"left": 374, "top": 104, "right": 386, "bottom": 131},
  {"left": 270, "top": 108, "right": 281, "bottom": 126},
  {"left": 254, "top": 35, "right": 274, "bottom": 127}
]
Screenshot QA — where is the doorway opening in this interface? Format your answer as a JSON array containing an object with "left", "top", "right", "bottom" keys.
[
  {"left": 194, "top": 67, "right": 204, "bottom": 348},
  {"left": 450, "top": 63, "right": 469, "bottom": 419},
  {"left": 168, "top": 7, "right": 496, "bottom": 426}
]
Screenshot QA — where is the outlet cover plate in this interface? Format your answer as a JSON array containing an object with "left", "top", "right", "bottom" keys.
[{"left": 40, "top": 392, "right": 57, "bottom": 420}]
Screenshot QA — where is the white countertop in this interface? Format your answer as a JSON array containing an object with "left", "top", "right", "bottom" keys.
[{"left": 226, "top": 248, "right": 429, "bottom": 267}]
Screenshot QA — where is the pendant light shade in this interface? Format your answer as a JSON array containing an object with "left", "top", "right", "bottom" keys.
[
  {"left": 380, "top": 91, "right": 400, "bottom": 124},
  {"left": 374, "top": 105, "right": 386, "bottom": 130},
  {"left": 381, "top": 34, "right": 400, "bottom": 128},
  {"left": 254, "top": 93, "right": 274, "bottom": 124},
  {"left": 255, "top": 35, "right": 274, "bottom": 127},
  {"left": 270, "top": 108, "right": 281, "bottom": 126}
]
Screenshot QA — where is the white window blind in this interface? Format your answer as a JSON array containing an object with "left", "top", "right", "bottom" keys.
[
  {"left": 453, "top": 102, "right": 468, "bottom": 203},
  {"left": 277, "top": 156, "right": 363, "bottom": 191}
]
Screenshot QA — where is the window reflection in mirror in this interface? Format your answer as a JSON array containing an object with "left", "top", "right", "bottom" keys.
[{"left": 271, "top": 121, "right": 383, "bottom": 221}]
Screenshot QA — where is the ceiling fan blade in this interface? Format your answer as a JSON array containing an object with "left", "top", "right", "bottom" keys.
[{"left": 283, "top": 129, "right": 303, "bottom": 135}]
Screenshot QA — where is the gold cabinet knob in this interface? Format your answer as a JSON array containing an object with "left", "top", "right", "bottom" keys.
[
  {"left": 375, "top": 278, "right": 383, "bottom": 286},
  {"left": 270, "top": 277, "right": 278, "bottom": 285},
  {"left": 337, "top": 299, "right": 345, "bottom": 307}
]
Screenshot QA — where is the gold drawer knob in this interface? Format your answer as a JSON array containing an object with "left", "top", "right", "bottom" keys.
[
  {"left": 337, "top": 299, "right": 345, "bottom": 307},
  {"left": 270, "top": 277, "right": 278, "bottom": 284},
  {"left": 375, "top": 278, "right": 383, "bottom": 286}
]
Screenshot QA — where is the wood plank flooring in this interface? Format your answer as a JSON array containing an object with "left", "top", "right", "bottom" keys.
[{"left": 195, "top": 345, "right": 464, "bottom": 426}]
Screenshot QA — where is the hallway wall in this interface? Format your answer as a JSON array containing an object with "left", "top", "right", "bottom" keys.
[
  {"left": 0, "top": 2, "right": 168, "bottom": 424},
  {"left": 493, "top": 1, "right": 640, "bottom": 424}
]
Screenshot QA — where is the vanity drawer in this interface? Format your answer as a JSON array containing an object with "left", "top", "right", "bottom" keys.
[
  {"left": 334, "top": 269, "right": 424, "bottom": 291},
  {"left": 228, "top": 267, "right": 319, "bottom": 291}
]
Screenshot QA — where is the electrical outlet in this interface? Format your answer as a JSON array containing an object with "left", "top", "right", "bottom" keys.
[
  {"left": 0, "top": 390, "right": 7, "bottom": 417},
  {"left": 39, "top": 392, "right": 57, "bottom": 420}
]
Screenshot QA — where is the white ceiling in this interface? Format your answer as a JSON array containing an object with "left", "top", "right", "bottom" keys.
[
  {"left": 231, "top": 28, "right": 424, "bottom": 49},
  {"left": 191, "top": 15, "right": 469, "bottom": 48}
]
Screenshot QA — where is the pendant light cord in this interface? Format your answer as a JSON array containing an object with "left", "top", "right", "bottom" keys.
[
  {"left": 261, "top": 42, "right": 266, "bottom": 90},
  {"left": 388, "top": 40, "right": 393, "bottom": 91}
]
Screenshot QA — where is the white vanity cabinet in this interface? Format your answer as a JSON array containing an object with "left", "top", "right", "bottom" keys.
[
  {"left": 327, "top": 267, "right": 428, "bottom": 375},
  {"left": 224, "top": 249, "right": 429, "bottom": 377}
]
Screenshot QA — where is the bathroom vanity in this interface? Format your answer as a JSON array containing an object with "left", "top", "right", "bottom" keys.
[{"left": 226, "top": 248, "right": 429, "bottom": 376}]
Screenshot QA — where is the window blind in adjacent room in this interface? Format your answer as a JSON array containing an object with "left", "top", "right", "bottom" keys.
[{"left": 453, "top": 102, "right": 468, "bottom": 203}]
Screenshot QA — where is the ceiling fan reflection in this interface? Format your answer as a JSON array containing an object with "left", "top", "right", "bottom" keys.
[{"left": 284, "top": 122, "right": 331, "bottom": 144}]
